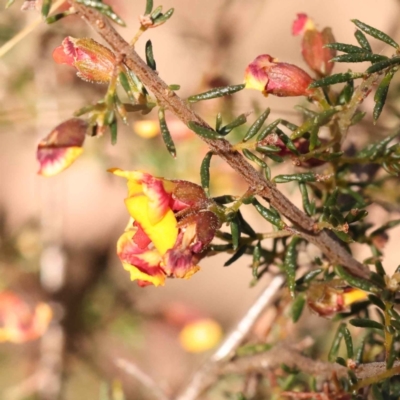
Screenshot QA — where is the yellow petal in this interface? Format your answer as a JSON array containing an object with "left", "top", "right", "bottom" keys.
[
  {"left": 122, "top": 262, "right": 165, "bottom": 286},
  {"left": 125, "top": 195, "right": 178, "bottom": 254}
]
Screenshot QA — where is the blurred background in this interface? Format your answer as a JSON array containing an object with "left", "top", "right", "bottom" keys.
[{"left": 1, "top": 0, "right": 400, "bottom": 398}]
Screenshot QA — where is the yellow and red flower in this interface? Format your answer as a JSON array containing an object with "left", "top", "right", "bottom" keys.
[
  {"left": 53, "top": 37, "right": 116, "bottom": 83},
  {"left": 307, "top": 280, "right": 368, "bottom": 318},
  {"left": 0, "top": 291, "right": 52, "bottom": 343},
  {"left": 244, "top": 54, "right": 314, "bottom": 97},
  {"left": 111, "top": 169, "right": 221, "bottom": 287},
  {"left": 37, "top": 118, "right": 88, "bottom": 177},
  {"left": 292, "top": 13, "right": 336, "bottom": 77}
]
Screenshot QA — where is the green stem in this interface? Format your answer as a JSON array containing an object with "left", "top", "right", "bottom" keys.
[{"left": 350, "top": 365, "right": 400, "bottom": 391}]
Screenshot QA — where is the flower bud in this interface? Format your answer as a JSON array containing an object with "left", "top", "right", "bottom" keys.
[
  {"left": 244, "top": 54, "right": 314, "bottom": 97},
  {"left": 292, "top": 13, "right": 336, "bottom": 77},
  {"left": 53, "top": 37, "right": 116, "bottom": 83},
  {"left": 37, "top": 118, "right": 88, "bottom": 177}
]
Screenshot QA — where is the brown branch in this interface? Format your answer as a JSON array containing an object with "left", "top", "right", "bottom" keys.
[{"left": 70, "top": 2, "right": 370, "bottom": 280}]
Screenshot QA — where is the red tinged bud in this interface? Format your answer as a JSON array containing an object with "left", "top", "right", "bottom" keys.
[
  {"left": 244, "top": 54, "right": 314, "bottom": 97},
  {"left": 53, "top": 37, "right": 116, "bottom": 83},
  {"left": 37, "top": 118, "right": 88, "bottom": 177},
  {"left": 292, "top": 13, "right": 336, "bottom": 77}
]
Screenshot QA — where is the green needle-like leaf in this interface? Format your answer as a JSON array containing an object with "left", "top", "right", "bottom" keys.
[{"left": 352, "top": 19, "right": 399, "bottom": 49}]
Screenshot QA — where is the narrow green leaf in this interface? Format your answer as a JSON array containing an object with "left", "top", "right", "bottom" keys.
[
  {"left": 150, "top": 5, "right": 162, "bottom": 20},
  {"left": 145, "top": 0, "right": 153, "bottom": 14},
  {"left": 274, "top": 172, "right": 316, "bottom": 184},
  {"left": 355, "top": 335, "right": 366, "bottom": 363},
  {"left": 110, "top": 117, "right": 117, "bottom": 145},
  {"left": 331, "top": 53, "right": 388, "bottom": 63},
  {"left": 291, "top": 294, "right": 305, "bottom": 322},
  {"left": 237, "top": 211, "right": 256, "bottom": 237},
  {"left": 368, "top": 294, "right": 385, "bottom": 310},
  {"left": 242, "top": 149, "right": 267, "bottom": 169},
  {"left": 373, "top": 69, "right": 396, "bottom": 122},
  {"left": 118, "top": 72, "right": 135, "bottom": 101},
  {"left": 215, "top": 113, "right": 222, "bottom": 131},
  {"left": 335, "top": 357, "right": 347, "bottom": 367},
  {"left": 200, "top": 152, "right": 212, "bottom": 196},
  {"left": 158, "top": 109, "right": 176, "bottom": 158},
  {"left": 224, "top": 245, "right": 248, "bottom": 267},
  {"left": 230, "top": 215, "right": 241, "bottom": 250},
  {"left": 349, "top": 318, "right": 384, "bottom": 330},
  {"left": 252, "top": 199, "right": 285, "bottom": 229},
  {"left": 328, "top": 323, "right": 345, "bottom": 362},
  {"left": 152, "top": 8, "right": 174, "bottom": 27},
  {"left": 188, "top": 84, "right": 245, "bottom": 103},
  {"left": 325, "top": 43, "right": 367, "bottom": 54},
  {"left": 145, "top": 40, "right": 156, "bottom": 70},
  {"left": 350, "top": 111, "right": 366, "bottom": 126},
  {"left": 354, "top": 30, "right": 372, "bottom": 52},
  {"left": 243, "top": 108, "right": 270, "bottom": 142},
  {"left": 188, "top": 121, "right": 222, "bottom": 139},
  {"left": 46, "top": 11, "right": 73, "bottom": 24},
  {"left": 299, "top": 183, "right": 315, "bottom": 216},
  {"left": 366, "top": 57, "right": 400, "bottom": 74},
  {"left": 41, "top": 0, "right": 52, "bottom": 17},
  {"left": 168, "top": 84, "right": 180, "bottom": 91},
  {"left": 309, "top": 126, "right": 320, "bottom": 151},
  {"left": 218, "top": 113, "right": 247, "bottom": 136},
  {"left": 284, "top": 237, "right": 300, "bottom": 298},
  {"left": 352, "top": 19, "right": 399, "bottom": 49},
  {"left": 252, "top": 241, "right": 262, "bottom": 278},
  {"left": 341, "top": 325, "right": 354, "bottom": 359},
  {"left": 337, "top": 80, "right": 354, "bottom": 105},
  {"left": 345, "top": 209, "right": 368, "bottom": 224},
  {"left": 309, "top": 72, "right": 364, "bottom": 89},
  {"left": 280, "top": 119, "right": 298, "bottom": 131},
  {"left": 256, "top": 145, "right": 281, "bottom": 154},
  {"left": 334, "top": 265, "right": 374, "bottom": 292},
  {"left": 302, "top": 268, "right": 323, "bottom": 284},
  {"left": 257, "top": 119, "right": 281, "bottom": 141},
  {"left": 275, "top": 128, "right": 299, "bottom": 155}
]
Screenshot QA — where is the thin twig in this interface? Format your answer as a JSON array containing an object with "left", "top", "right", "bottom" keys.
[
  {"left": 70, "top": 1, "right": 371, "bottom": 281},
  {"left": 116, "top": 359, "right": 170, "bottom": 400},
  {"left": 0, "top": 0, "right": 66, "bottom": 59},
  {"left": 175, "top": 275, "right": 284, "bottom": 400}
]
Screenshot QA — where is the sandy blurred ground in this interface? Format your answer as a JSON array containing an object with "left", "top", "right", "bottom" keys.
[{"left": 1, "top": 0, "right": 400, "bottom": 396}]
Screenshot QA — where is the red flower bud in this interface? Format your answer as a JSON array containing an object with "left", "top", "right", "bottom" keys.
[
  {"left": 292, "top": 13, "right": 336, "bottom": 77},
  {"left": 53, "top": 37, "right": 116, "bottom": 83},
  {"left": 244, "top": 54, "right": 314, "bottom": 97}
]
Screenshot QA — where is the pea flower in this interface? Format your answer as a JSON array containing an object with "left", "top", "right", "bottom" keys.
[
  {"left": 292, "top": 13, "right": 336, "bottom": 77},
  {"left": 111, "top": 169, "right": 221, "bottom": 287},
  {"left": 37, "top": 118, "right": 88, "bottom": 177},
  {"left": 0, "top": 291, "right": 52, "bottom": 343},
  {"left": 307, "top": 280, "right": 368, "bottom": 318},
  {"left": 244, "top": 54, "right": 314, "bottom": 97},
  {"left": 53, "top": 36, "right": 116, "bottom": 83}
]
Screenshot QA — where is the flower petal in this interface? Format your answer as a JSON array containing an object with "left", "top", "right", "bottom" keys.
[
  {"left": 117, "top": 231, "right": 166, "bottom": 287},
  {"left": 125, "top": 195, "right": 178, "bottom": 254}
]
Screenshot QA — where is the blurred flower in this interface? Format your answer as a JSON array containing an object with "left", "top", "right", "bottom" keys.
[
  {"left": 307, "top": 280, "right": 368, "bottom": 318},
  {"left": 133, "top": 120, "right": 160, "bottom": 139},
  {"left": 111, "top": 169, "right": 221, "bottom": 287},
  {"left": 244, "top": 54, "right": 314, "bottom": 97},
  {"left": 37, "top": 118, "right": 88, "bottom": 177},
  {"left": 0, "top": 291, "right": 52, "bottom": 343},
  {"left": 292, "top": 13, "right": 336, "bottom": 77},
  {"left": 53, "top": 37, "right": 116, "bottom": 83},
  {"left": 179, "top": 318, "right": 222, "bottom": 353}
]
